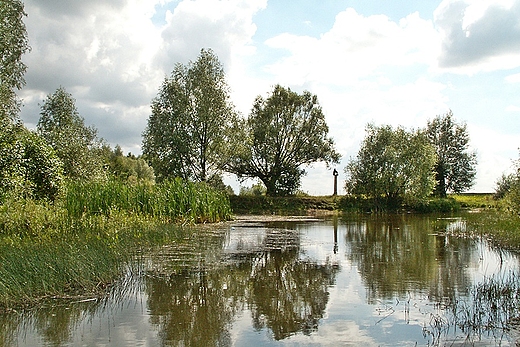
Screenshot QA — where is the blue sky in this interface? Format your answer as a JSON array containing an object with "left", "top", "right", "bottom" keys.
[{"left": 19, "top": 0, "right": 520, "bottom": 194}]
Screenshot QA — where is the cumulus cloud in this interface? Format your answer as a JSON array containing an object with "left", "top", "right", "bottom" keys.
[
  {"left": 264, "top": 9, "right": 439, "bottom": 87},
  {"left": 435, "top": 0, "right": 520, "bottom": 71},
  {"left": 19, "top": 0, "right": 265, "bottom": 153}
]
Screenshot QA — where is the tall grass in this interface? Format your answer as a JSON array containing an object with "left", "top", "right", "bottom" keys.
[
  {"left": 64, "top": 178, "right": 231, "bottom": 223},
  {"left": 0, "top": 179, "right": 232, "bottom": 309}
]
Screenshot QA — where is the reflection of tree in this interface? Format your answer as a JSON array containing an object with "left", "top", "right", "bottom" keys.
[
  {"left": 249, "top": 249, "right": 338, "bottom": 340},
  {"left": 344, "top": 214, "right": 476, "bottom": 303},
  {"left": 146, "top": 263, "right": 250, "bottom": 347},
  {"left": 3, "top": 222, "right": 340, "bottom": 345},
  {"left": 0, "top": 299, "right": 102, "bottom": 347}
]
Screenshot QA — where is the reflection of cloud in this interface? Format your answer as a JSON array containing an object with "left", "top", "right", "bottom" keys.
[{"left": 286, "top": 320, "right": 378, "bottom": 346}]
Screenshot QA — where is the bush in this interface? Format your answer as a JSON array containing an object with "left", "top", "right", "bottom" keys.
[{"left": 0, "top": 124, "right": 63, "bottom": 202}]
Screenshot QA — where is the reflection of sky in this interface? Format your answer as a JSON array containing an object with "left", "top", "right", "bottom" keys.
[
  {"left": 9, "top": 216, "right": 520, "bottom": 346},
  {"left": 17, "top": 290, "right": 161, "bottom": 346}
]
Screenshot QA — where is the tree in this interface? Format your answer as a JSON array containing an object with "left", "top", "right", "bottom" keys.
[
  {"left": 142, "top": 49, "right": 237, "bottom": 183},
  {"left": 228, "top": 85, "right": 340, "bottom": 196},
  {"left": 105, "top": 144, "right": 155, "bottom": 184},
  {"left": 345, "top": 124, "right": 437, "bottom": 209},
  {"left": 37, "top": 87, "right": 105, "bottom": 180},
  {"left": 0, "top": 0, "right": 30, "bottom": 124},
  {"left": 494, "top": 151, "right": 520, "bottom": 213},
  {"left": 0, "top": 124, "right": 63, "bottom": 201},
  {"left": 426, "top": 111, "right": 477, "bottom": 197}
]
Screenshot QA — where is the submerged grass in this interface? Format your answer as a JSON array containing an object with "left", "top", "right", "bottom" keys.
[
  {"left": 0, "top": 179, "right": 232, "bottom": 310},
  {"left": 464, "top": 211, "right": 520, "bottom": 251}
]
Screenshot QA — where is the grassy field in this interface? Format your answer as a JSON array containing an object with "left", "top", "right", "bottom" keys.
[{"left": 450, "top": 193, "right": 496, "bottom": 209}]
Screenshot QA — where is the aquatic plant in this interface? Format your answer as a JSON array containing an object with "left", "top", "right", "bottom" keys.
[
  {"left": 63, "top": 178, "right": 231, "bottom": 223},
  {"left": 0, "top": 178, "right": 232, "bottom": 309}
]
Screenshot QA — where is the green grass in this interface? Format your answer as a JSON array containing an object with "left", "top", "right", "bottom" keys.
[
  {"left": 64, "top": 178, "right": 232, "bottom": 223},
  {"left": 464, "top": 210, "right": 520, "bottom": 251},
  {"left": 0, "top": 179, "right": 232, "bottom": 309},
  {"left": 450, "top": 193, "right": 496, "bottom": 209},
  {"left": 229, "top": 194, "right": 465, "bottom": 214}
]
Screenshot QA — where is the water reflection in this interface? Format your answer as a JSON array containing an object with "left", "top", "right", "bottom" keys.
[
  {"left": 343, "top": 214, "right": 477, "bottom": 303},
  {"left": 1, "top": 213, "right": 519, "bottom": 346}
]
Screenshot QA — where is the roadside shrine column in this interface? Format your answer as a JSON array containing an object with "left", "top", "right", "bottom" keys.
[{"left": 333, "top": 169, "right": 338, "bottom": 196}]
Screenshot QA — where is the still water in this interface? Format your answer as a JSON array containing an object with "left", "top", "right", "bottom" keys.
[{"left": 2, "top": 213, "right": 520, "bottom": 346}]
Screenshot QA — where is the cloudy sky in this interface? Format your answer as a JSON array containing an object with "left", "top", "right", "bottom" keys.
[{"left": 19, "top": 0, "right": 520, "bottom": 195}]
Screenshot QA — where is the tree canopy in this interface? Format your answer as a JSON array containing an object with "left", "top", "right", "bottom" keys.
[
  {"left": 37, "top": 87, "right": 106, "bottom": 180},
  {"left": 345, "top": 124, "right": 437, "bottom": 209},
  {"left": 0, "top": 0, "right": 29, "bottom": 124},
  {"left": 426, "top": 111, "right": 477, "bottom": 197},
  {"left": 494, "top": 151, "right": 520, "bottom": 213},
  {"left": 105, "top": 145, "right": 155, "bottom": 184},
  {"left": 228, "top": 85, "right": 340, "bottom": 196},
  {"left": 142, "top": 49, "right": 237, "bottom": 183},
  {"left": 0, "top": 124, "right": 63, "bottom": 201}
]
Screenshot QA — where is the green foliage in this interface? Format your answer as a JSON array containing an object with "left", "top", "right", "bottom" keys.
[
  {"left": 105, "top": 145, "right": 155, "bottom": 184},
  {"left": 345, "top": 124, "right": 437, "bottom": 210},
  {"left": 451, "top": 193, "right": 495, "bottom": 209},
  {"left": 0, "top": 124, "right": 63, "bottom": 201},
  {"left": 229, "top": 195, "right": 338, "bottom": 214},
  {"left": 406, "top": 197, "right": 461, "bottom": 213},
  {"left": 37, "top": 87, "right": 106, "bottom": 180},
  {"left": 495, "top": 152, "right": 520, "bottom": 214},
  {"left": 239, "top": 182, "right": 267, "bottom": 196},
  {"left": 0, "top": 0, "right": 30, "bottom": 123},
  {"left": 228, "top": 85, "right": 340, "bottom": 196},
  {"left": 0, "top": 198, "right": 178, "bottom": 308},
  {"left": 465, "top": 210, "right": 520, "bottom": 251},
  {"left": 426, "top": 110, "right": 477, "bottom": 197},
  {"left": 494, "top": 173, "right": 515, "bottom": 200},
  {"left": 143, "top": 49, "right": 237, "bottom": 182},
  {"left": 63, "top": 179, "right": 231, "bottom": 223},
  {"left": 0, "top": 176, "right": 233, "bottom": 308}
]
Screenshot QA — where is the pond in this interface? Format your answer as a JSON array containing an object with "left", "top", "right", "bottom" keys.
[{"left": 2, "top": 213, "right": 520, "bottom": 346}]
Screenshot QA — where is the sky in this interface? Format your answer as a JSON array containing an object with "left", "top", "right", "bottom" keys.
[{"left": 18, "top": 0, "right": 520, "bottom": 195}]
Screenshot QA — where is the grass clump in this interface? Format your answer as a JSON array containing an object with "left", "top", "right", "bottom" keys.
[
  {"left": 64, "top": 178, "right": 231, "bottom": 223},
  {"left": 465, "top": 210, "right": 520, "bottom": 251},
  {"left": 0, "top": 179, "right": 232, "bottom": 309}
]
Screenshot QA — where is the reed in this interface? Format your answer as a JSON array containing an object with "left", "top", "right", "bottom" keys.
[
  {"left": 63, "top": 179, "right": 231, "bottom": 222},
  {"left": 464, "top": 210, "right": 520, "bottom": 251},
  {"left": 0, "top": 178, "right": 232, "bottom": 309}
]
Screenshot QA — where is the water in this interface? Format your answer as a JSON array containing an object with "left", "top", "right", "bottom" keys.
[{"left": 2, "top": 213, "right": 519, "bottom": 346}]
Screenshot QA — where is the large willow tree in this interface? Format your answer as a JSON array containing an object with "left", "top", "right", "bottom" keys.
[
  {"left": 345, "top": 124, "right": 437, "bottom": 209},
  {"left": 228, "top": 85, "right": 340, "bottom": 196},
  {"left": 142, "top": 49, "right": 237, "bottom": 183}
]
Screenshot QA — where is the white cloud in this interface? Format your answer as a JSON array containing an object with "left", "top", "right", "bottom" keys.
[
  {"left": 263, "top": 9, "right": 439, "bottom": 88},
  {"left": 20, "top": 0, "right": 265, "bottom": 153},
  {"left": 435, "top": 0, "right": 520, "bottom": 72},
  {"left": 505, "top": 72, "right": 520, "bottom": 83}
]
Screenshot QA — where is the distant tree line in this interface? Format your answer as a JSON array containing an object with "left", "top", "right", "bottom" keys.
[{"left": 3, "top": 2, "right": 508, "bottom": 210}]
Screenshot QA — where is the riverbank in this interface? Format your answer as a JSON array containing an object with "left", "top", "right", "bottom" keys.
[
  {"left": 229, "top": 194, "right": 487, "bottom": 214},
  {"left": 0, "top": 179, "right": 231, "bottom": 310},
  {"left": 2, "top": 189, "right": 517, "bottom": 311}
]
